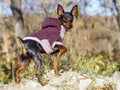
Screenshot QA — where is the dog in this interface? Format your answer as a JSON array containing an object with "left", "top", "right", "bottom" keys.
[{"left": 15, "top": 4, "right": 78, "bottom": 86}]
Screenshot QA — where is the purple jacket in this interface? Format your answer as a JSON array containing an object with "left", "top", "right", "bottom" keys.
[{"left": 24, "top": 18, "right": 67, "bottom": 54}]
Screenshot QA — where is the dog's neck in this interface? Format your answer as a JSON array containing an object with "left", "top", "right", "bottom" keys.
[{"left": 60, "top": 25, "right": 66, "bottom": 40}]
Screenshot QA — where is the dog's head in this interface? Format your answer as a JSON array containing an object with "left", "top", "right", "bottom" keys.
[{"left": 57, "top": 4, "right": 78, "bottom": 29}]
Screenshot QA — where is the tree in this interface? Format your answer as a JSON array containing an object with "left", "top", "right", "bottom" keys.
[
  {"left": 10, "top": 0, "right": 26, "bottom": 38},
  {"left": 111, "top": 0, "right": 120, "bottom": 49}
]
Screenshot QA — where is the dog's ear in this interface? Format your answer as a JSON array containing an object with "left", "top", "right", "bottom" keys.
[
  {"left": 71, "top": 5, "right": 78, "bottom": 16},
  {"left": 17, "top": 37, "right": 27, "bottom": 56},
  {"left": 57, "top": 4, "right": 64, "bottom": 16}
]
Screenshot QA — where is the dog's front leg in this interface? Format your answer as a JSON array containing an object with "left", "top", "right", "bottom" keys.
[
  {"left": 51, "top": 55, "right": 60, "bottom": 75},
  {"left": 51, "top": 45, "right": 67, "bottom": 76}
]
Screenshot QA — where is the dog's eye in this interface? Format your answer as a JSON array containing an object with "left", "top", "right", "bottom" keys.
[
  {"left": 63, "top": 17, "right": 73, "bottom": 22},
  {"left": 63, "top": 17, "right": 71, "bottom": 22}
]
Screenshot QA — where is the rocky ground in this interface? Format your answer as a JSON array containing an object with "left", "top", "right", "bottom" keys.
[{"left": 0, "top": 70, "right": 120, "bottom": 90}]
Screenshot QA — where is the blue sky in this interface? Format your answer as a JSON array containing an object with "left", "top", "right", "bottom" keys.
[
  {"left": 80, "top": 0, "right": 112, "bottom": 16},
  {"left": 0, "top": 1, "right": 12, "bottom": 16},
  {"left": 0, "top": 0, "right": 113, "bottom": 16}
]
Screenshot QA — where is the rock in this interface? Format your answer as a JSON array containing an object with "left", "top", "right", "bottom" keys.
[
  {"left": 46, "top": 71, "right": 81, "bottom": 90},
  {"left": 25, "top": 80, "right": 41, "bottom": 88},
  {"left": 78, "top": 78, "right": 92, "bottom": 90},
  {"left": 62, "top": 71, "right": 80, "bottom": 85},
  {"left": 95, "top": 78, "right": 106, "bottom": 87},
  {"left": 0, "top": 84, "right": 22, "bottom": 90},
  {"left": 116, "top": 80, "right": 120, "bottom": 90},
  {"left": 40, "top": 85, "right": 56, "bottom": 90},
  {"left": 112, "top": 71, "right": 120, "bottom": 83},
  {"left": 1, "top": 71, "right": 120, "bottom": 90}
]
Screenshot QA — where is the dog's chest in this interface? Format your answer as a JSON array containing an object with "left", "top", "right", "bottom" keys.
[{"left": 60, "top": 25, "right": 66, "bottom": 40}]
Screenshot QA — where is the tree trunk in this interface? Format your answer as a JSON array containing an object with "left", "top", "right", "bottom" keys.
[
  {"left": 10, "top": 0, "right": 26, "bottom": 38},
  {"left": 111, "top": 0, "right": 120, "bottom": 50}
]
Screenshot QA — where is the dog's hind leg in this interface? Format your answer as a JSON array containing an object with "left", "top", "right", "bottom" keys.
[
  {"left": 15, "top": 59, "right": 31, "bottom": 83},
  {"left": 33, "top": 52, "right": 47, "bottom": 86}
]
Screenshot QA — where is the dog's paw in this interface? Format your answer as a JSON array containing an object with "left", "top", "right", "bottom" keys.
[
  {"left": 15, "top": 79, "right": 20, "bottom": 84},
  {"left": 40, "top": 81, "right": 48, "bottom": 86},
  {"left": 55, "top": 72, "right": 62, "bottom": 76}
]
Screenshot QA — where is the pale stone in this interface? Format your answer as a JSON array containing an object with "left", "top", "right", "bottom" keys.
[{"left": 78, "top": 79, "right": 92, "bottom": 90}]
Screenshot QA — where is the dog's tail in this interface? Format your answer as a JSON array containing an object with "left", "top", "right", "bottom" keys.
[{"left": 17, "top": 37, "right": 27, "bottom": 56}]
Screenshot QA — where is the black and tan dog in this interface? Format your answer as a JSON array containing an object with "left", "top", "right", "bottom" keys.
[{"left": 15, "top": 4, "right": 78, "bottom": 86}]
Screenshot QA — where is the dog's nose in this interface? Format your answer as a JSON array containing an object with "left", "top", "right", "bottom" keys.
[{"left": 69, "top": 22, "right": 73, "bottom": 28}]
